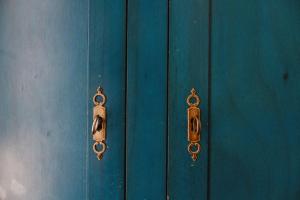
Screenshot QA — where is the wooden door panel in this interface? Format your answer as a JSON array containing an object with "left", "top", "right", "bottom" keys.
[
  {"left": 88, "top": 0, "right": 127, "bottom": 199},
  {"left": 210, "top": 0, "right": 300, "bottom": 199},
  {"left": 0, "top": 1, "right": 88, "bottom": 199},
  {"left": 168, "top": 0, "right": 209, "bottom": 199},
  {"left": 127, "top": 0, "right": 168, "bottom": 199},
  {"left": 0, "top": 1, "right": 127, "bottom": 199}
]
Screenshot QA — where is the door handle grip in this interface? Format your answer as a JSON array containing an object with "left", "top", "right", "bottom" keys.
[
  {"left": 186, "top": 88, "right": 201, "bottom": 161},
  {"left": 92, "top": 87, "right": 107, "bottom": 160}
]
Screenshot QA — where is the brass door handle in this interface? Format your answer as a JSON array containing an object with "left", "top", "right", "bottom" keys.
[
  {"left": 92, "top": 87, "right": 107, "bottom": 160},
  {"left": 186, "top": 88, "right": 201, "bottom": 161}
]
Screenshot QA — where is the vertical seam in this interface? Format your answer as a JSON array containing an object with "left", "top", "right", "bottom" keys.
[
  {"left": 207, "top": 0, "right": 212, "bottom": 199},
  {"left": 124, "top": 0, "right": 129, "bottom": 199},
  {"left": 85, "top": 0, "right": 90, "bottom": 199},
  {"left": 166, "top": 0, "right": 170, "bottom": 199}
]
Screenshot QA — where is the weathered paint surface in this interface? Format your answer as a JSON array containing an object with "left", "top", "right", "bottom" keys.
[
  {"left": 1, "top": 1, "right": 300, "bottom": 199},
  {"left": 0, "top": 0, "right": 88, "bottom": 199},
  {"left": 210, "top": 0, "right": 300, "bottom": 199},
  {"left": 126, "top": 0, "right": 168, "bottom": 199}
]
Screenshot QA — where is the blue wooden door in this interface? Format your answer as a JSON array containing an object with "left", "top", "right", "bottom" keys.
[
  {"left": 1, "top": 0, "right": 300, "bottom": 200},
  {"left": 0, "top": 1, "right": 126, "bottom": 199},
  {"left": 168, "top": 0, "right": 300, "bottom": 199}
]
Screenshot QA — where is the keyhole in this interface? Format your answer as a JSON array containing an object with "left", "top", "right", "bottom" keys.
[
  {"left": 190, "top": 117, "right": 198, "bottom": 133},
  {"left": 96, "top": 116, "right": 103, "bottom": 131}
]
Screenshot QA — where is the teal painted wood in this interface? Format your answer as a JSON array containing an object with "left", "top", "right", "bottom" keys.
[
  {"left": 210, "top": 0, "right": 300, "bottom": 199},
  {"left": 88, "top": 0, "right": 126, "bottom": 199},
  {"left": 168, "top": 0, "right": 209, "bottom": 199},
  {"left": 127, "top": 0, "right": 168, "bottom": 199},
  {"left": 0, "top": 1, "right": 88, "bottom": 199}
]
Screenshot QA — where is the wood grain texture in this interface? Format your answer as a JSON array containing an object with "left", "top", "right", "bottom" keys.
[
  {"left": 126, "top": 0, "right": 168, "bottom": 199},
  {"left": 88, "top": 0, "right": 126, "bottom": 199},
  {"left": 168, "top": 0, "right": 209, "bottom": 199},
  {"left": 210, "top": 0, "right": 300, "bottom": 199},
  {"left": 0, "top": 1, "right": 88, "bottom": 199}
]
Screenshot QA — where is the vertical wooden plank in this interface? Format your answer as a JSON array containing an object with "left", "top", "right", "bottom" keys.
[
  {"left": 88, "top": 0, "right": 126, "bottom": 199},
  {"left": 210, "top": 0, "right": 300, "bottom": 199},
  {"left": 0, "top": 1, "right": 88, "bottom": 199},
  {"left": 168, "top": 0, "right": 209, "bottom": 199},
  {"left": 127, "top": 0, "right": 168, "bottom": 199}
]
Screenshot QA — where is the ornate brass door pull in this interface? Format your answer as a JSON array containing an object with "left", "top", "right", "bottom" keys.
[
  {"left": 186, "top": 88, "right": 201, "bottom": 161},
  {"left": 92, "top": 87, "right": 107, "bottom": 160}
]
